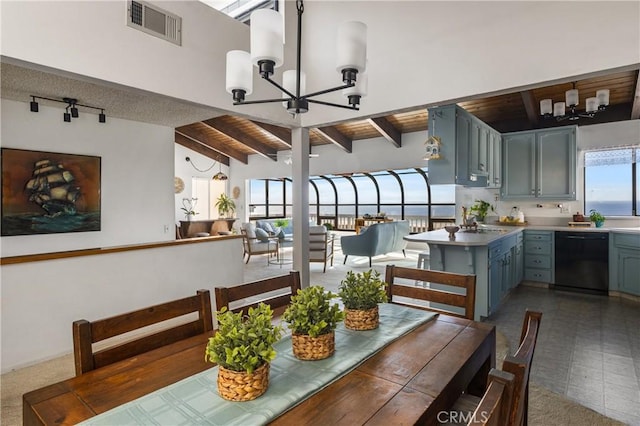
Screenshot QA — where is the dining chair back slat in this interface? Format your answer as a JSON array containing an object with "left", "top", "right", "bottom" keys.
[
  {"left": 384, "top": 265, "right": 476, "bottom": 320},
  {"left": 214, "top": 271, "right": 301, "bottom": 317},
  {"left": 501, "top": 310, "right": 543, "bottom": 426},
  {"left": 73, "top": 289, "right": 213, "bottom": 376},
  {"left": 468, "top": 368, "right": 515, "bottom": 426}
]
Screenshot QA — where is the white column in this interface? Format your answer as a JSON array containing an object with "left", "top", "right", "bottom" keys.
[{"left": 291, "top": 127, "right": 310, "bottom": 287}]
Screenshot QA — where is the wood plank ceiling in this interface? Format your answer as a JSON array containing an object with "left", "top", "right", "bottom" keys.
[{"left": 176, "top": 69, "right": 640, "bottom": 165}]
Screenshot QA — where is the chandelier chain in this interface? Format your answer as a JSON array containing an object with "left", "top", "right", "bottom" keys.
[{"left": 186, "top": 157, "right": 218, "bottom": 173}]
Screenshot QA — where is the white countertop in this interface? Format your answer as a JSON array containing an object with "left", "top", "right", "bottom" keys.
[{"left": 405, "top": 225, "right": 640, "bottom": 247}]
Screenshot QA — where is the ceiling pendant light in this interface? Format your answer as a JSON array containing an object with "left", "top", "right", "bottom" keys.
[
  {"left": 540, "top": 82, "right": 609, "bottom": 121},
  {"left": 185, "top": 156, "right": 228, "bottom": 181},
  {"left": 225, "top": 0, "right": 368, "bottom": 114}
]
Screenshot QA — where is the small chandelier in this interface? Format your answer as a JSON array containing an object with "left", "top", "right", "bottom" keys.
[
  {"left": 185, "top": 156, "right": 228, "bottom": 181},
  {"left": 225, "top": 0, "right": 368, "bottom": 114},
  {"left": 540, "top": 82, "right": 609, "bottom": 121}
]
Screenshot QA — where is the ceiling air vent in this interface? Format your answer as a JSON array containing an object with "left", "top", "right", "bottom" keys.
[{"left": 127, "top": 0, "right": 181, "bottom": 46}]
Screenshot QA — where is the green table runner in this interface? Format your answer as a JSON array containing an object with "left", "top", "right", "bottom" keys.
[{"left": 79, "top": 304, "right": 437, "bottom": 426}]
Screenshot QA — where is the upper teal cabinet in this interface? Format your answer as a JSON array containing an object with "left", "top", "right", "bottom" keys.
[
  {"left": 501, "top": 126, "right": 576, "bottom": 200},
  {"left": 428, "top": 105, "right": 501, "bottom": 187}
]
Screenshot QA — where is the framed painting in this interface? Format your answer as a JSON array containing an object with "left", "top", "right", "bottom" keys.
[{"left": 1, "top": 148, "right": 101, "bottom": 236}]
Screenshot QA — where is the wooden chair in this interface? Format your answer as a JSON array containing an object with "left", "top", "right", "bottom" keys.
[
  {"left": 467, "top": 369, "right": 515, "bottom": 425},
  {"left": 450, "top": 310, "right": 542, "bottom": 426},
  {"left": 309, "top": 226, "right": 334, "bottom": 273},
  {"left": 501, "top": 310, "right": 543, "bottom": 426},
  {"left": 241, "top": 228, "right": 277, "bottom": 264},
  {"left": 72, "top": 289, "right": 213, "bottom": 376},
  {"left": 384, "top": 265, "right": 476, "bottom": 320},
  {"left": 214, "top": 271, "right": 301, "bottom": 317}
]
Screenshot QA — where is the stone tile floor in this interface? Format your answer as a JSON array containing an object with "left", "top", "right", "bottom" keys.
[{"left": 486, "top": 286, "right": 640, "bottom": 425}]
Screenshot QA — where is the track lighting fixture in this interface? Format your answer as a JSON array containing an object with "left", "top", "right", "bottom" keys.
[
  {"left": 29, "top": 95, "right": 107, "bottom": 124},
  {"left": 185, "top": 156, "right": 228, "bottom": 181},
  {"left": 30, "top": 96, "right": 39, "bottom": 112}
]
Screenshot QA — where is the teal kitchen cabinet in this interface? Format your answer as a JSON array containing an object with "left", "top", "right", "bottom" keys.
[
  {"left": 609, "top": 232, "right": 640, "bottom": 296},
  {"left": 501, "top": 126, "right": 576, "bottom": 200},
  {"left": 487, "top": 130, "right": 502, "bottom": 189},
  {"left": 523, "top": 230, "right": 554, "bottom": 283},
  {"left": 487, "top": 233, "right": 520, "bottom": 315},
  {"left": 428, "top": 104, "right": 501, "bottom": 187}
]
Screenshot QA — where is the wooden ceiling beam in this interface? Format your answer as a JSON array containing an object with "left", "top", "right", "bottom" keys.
[
  {"left": 202, "top": 118, "right": 277, "bottom": 161},
  {"left": 367, "top": 117, "right": 402, "bottom": 147},
  {"left": 315, "top": 126, "right": 352, "bottom": 153},
  {"left": 175, "top": 127, "right": 248, "bottom": 164},
  {"left": 631, "top": 70, "right": 640, "bottom": 120},
  {"left": 520, "top": 90, "right": 539, "bottom": 125},
  {"left": 174, "top": 132, "right": 230, "bottom": 166},
  {"left": 250, "top": 121, "right": 292, "bottom": 148}
]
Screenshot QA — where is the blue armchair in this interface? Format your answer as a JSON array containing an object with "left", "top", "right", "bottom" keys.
[{"left": 341, "top": 221, "right": 410, "bottom": 267}]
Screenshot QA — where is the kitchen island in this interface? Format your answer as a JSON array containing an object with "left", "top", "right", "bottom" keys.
[{"left": 405, "top": 227, "right": 524, "bottom": 321}]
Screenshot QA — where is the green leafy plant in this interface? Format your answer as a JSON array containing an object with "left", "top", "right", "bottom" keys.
[
  {"left": 469, "top": 199, "right": 495, "bottom": 221},
  {"left": 181, "top": 197, "right": 198, "bottom": 218},
  {"left": 205, "top": 303, "right": 282, "bottom": 373},
  {"left": 321, "top": 222, "right": 334, "bottom": 230},
  {"left": 338, "top": 270, "right": 388, "bottom": 310},
  {"left": 283, "top": 286, "right": 344, "bottom": 338},
  {"left": 589, "top": 209, "right": 605, "bottom": 223},
  {"left": 215, "top": 193, "right": 236, "bottom": 217},
  {"left": 274, "top": 218, "right": 289, "bottom": 228}
]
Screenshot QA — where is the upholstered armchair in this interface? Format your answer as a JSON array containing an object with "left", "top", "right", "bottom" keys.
[
  {"left": 240, "top": 222, "right": 277, "bottom": 263},
  {"left": 341, "top": 221, "right": 410, "bottom": 267}
]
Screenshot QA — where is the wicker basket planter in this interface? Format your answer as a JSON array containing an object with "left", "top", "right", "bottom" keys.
[
  {"left": 292, "top": 331, "right": 335, "bottom": 360},
  {"left": 345, "top": 306, "right": 379, "bottom": 330},
  {"left": 217, "top": 362, "right": 270, "bottom": 402}
]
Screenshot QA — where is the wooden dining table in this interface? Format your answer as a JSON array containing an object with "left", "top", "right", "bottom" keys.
[{"left": 23, "top": 313, "right": 495, "bottom": 426}]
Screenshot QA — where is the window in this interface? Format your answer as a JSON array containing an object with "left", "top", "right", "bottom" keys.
[
  {"left": 247, "top": 167, "right": 456, "bottom": 232},
  {"left": 584, "top": 147, "right": 639, "bottom": 216}
]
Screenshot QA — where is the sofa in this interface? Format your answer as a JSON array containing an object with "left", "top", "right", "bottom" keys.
[
  {"left": 341, "top": 220, "right": 410, "bottom": 267},
  {"left": 255, "top": 219, "right": 294, "bottom": 238}
]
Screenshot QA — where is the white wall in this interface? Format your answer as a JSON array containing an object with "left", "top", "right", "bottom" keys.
[
  {"left": 1, "top": 99, "right": 177, "bottom": 257},
  {"left": 1, "top": 238, "right": 243, "bottom": 373},
  {"left": 2, "top": 1, "right": 637, "bottom": 129},
  {"left": 299, "top": 1, "right": 640, "bottom": 127},
  {"left": 174, "top": 144, "right": 230, "bottom": 223}
]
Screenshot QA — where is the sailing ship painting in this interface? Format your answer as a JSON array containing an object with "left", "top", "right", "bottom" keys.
[{"left": 1, "top": 148, "right": 101, "bottom": 236}]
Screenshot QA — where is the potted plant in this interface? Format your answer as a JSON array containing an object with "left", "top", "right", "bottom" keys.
[
  {"left": 205, "top": 303, "right": 282, "bottom": 401},
  {"left": 589, "top": 209, "right": 605, "bottom": 227},
  {"left": 338, "top": 269, "right": 388, "bottom": 330},
  {"left": 181, "top": 197, "right": 198, "bottom": 221},
  {"left": 215, "top": 193, "right": 236, "bottom": 218},
  {"left": 283, "top": 286, "right": 344, "bottom": 360},
  {"left": 322, "top": 222, "right": 334, "bottom": 231},
  {"left": 469, "top": 199, "right": 495, "bottom": 222}
]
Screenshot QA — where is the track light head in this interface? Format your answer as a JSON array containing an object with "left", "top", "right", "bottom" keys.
[
  {"left": 70, "top": 106, "right": 79, "bottom": 118},
  {"left": 30, "top": 96, "right": 39, "bottom": 112},
  {"left": 99, "top": 110, "right": 106, "bottom": 123},
  {"left": 63, "top": 107, "right": 71, "bottom": 123}
]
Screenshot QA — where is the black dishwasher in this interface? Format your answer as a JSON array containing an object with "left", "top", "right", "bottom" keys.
[{"left": 555, "top": 231, "right": 609, "bottom": 294}]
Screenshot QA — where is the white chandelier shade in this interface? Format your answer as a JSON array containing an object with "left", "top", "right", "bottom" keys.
[
  {"left": 336, "top": 21, "right": 368, "bottom": 73},
  {"left": 225, "top": 50, "right": 253, "bottom": 96},
  {"left": 249, "top": 9, "right": 284, "bottom": 68}
]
